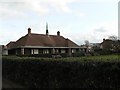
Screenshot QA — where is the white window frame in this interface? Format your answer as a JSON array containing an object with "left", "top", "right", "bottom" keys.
[
  {"left": 34, "top": 49, "right": 39, "bottom": 54},
  {"left": 31, "top": 49, "right": 39, "bottom": 54},
  {"left": 61, "top": 49, "right": 66, "bottom": 53},
  {"left": 43, "top": 49, "right": 49, "bottom": 54},
  {"left": 72, "top": 49, "right": 76, "bottom": 53}
]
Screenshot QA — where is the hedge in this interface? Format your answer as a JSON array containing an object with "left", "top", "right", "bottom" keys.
[{"left": 2, "top": 57, "right": 120, "bottom": 88}]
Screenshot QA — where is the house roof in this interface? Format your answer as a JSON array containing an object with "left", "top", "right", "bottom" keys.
[
  {"left": 6, "top": 41, "right": 16, "bottom": 49},
  {"left": 7, "top": 33, "right": 79, "bottom": 49},
  {"left": 100, "top": 39, "right": 118, "bottom": 45}
]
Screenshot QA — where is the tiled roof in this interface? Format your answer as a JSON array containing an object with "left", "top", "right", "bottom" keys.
[
  {"left": 7, "top": 33, "right": 79, "bottom": 49},
  {"left": 101, "top": 39, "right": 117, "bottom": 44},
  {"left": 6, "top": 41, "right": 16, "bottom": 49}
]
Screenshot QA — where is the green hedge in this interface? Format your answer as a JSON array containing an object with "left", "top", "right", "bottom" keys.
[
  {"left": 17, "top": 53, "right": 69, "bottom": 58},
  {"left": 2, "top": 57, "right": 120, "bottom": 88}
]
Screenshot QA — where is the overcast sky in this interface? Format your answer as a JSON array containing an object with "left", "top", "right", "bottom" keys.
[{"left": 0, "top": 0, "right": 119, "bottom": 45}]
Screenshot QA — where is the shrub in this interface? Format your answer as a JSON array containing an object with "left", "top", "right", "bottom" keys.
[{"left": 2, "top": 56, "right": 120, "bottom": 88}]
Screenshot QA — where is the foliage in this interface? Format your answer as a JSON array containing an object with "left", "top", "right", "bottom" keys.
[
  {"left": 2, "top": 54, "right": 120, "bottom": 62},
  {"left": 2, "top": 55, "right": 120, "bottom": 88}
]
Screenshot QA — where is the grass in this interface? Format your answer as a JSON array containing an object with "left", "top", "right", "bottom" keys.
[{"left": 2, "top": 54, "right": 120, "bottom": 62}]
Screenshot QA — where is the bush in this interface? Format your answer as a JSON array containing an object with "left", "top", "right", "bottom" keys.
[
  {"left": 72, "top": 52, "right": 85, "bottom": 57},
  {"left": 2, "top": 56, "right": 120, "bottom": 88},
  {"left": 18, "top": 53, "right": 69, "bottom": 58}
]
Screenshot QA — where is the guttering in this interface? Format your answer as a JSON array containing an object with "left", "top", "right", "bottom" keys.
[{"left": 21, "top": 46, "right": 80, "bottom": 49}]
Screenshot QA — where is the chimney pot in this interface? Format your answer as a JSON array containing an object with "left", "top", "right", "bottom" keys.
[
  {"left": 57, "top": 31, "right": 60, "bottom": 36},
  {"left": 103, "top": 38, "right": 105, "bottom": 42},
  {"left": 28, "top": 28, "right": 31, "bottom": 35}
]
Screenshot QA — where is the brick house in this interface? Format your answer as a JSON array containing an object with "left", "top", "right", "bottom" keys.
[
  {"left": 100, "top": 38, "right": 120, "bottom": 52},
  {"left": 6, "top": 25, "right": 86, "bottom": 57}
]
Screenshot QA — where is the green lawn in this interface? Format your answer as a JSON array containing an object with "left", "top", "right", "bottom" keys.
[{"left": 2, "top": 54, "right": 120, "bottom": 62}]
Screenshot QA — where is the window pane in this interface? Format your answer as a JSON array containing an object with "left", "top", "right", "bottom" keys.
[{"left": 34, "top": 49, "right": 38, "bottom": 54}]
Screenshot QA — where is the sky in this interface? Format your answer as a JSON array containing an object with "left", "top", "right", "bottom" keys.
[{"left": 0, "top": 0, "right": 119, "bottom": 45}]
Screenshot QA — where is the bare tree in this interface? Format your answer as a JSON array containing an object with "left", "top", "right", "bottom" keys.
[
  {"left": 108, "top": 35, "right": 117, "bottom": 41},
  {"left": 84, "top": 40, "right": 90, "bottom": 53},
  {"left": 85, "top": 40, "right": 89, "bottom": 46}
]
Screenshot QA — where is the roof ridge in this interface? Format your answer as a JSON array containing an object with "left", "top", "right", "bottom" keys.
[{"left": 31, "top": 33, "right": 64, "bottom": 37}]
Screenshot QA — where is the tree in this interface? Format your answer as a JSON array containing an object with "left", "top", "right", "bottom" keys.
[
  {"left": 84, "top": 40, "right": 90, "bottom": 53},
  {"left": 108, "top": 35, "right": 120, "bottom": 53},
  {"left": 108, "top": 35, "right": 117, "bottom": 41},
  {"left": 85, "top": 40, "right": 89, "bottom": 46}
]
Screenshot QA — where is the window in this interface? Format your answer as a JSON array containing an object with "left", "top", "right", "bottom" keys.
[
  {"left": 72, "top": 49, "right": 76, "bottom": 53},
  {"left": 39, "top": 49, "right": 43, "bottom": 54},
  {"left": 31, "top": 49, "right": 34, "bottom": 54},
  {"left": 43, "top": 49, "right": 49, "bottom": 54},
  {"left": 61, "top": 49, "right": 66, "bottom": 53},
  {"left": 21, "top": 48, "right": 24, "bottom": 55},
  {"left": 31, "top": 49, "right": 39, "bottom": 54},
  {"left": 34, "top": 49, "right": 39, "bottom": 54},
  {"left": 56, "top": 49, "right": 59, "bottom": 53}
]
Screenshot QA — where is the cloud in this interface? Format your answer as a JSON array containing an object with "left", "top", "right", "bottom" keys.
[
  {"left": 83, "top": 20, "right": 116, "bottom": 36},
  {"left": 0, "top": 20, "right": 118, "bottom": 45},
  {"left": 0, "top": 0, "right": 80, "bottom": 18},
  {"left": 77, "top": 0, "right": 118, "bottom": 3},
  {"left": 63, "top": 20, "right": 118, "bottom": 45},
  {"left": 0, "top": 0, "right": 118, "bottom": 45},
  {"left": 95, "top": 27, "right": 107, "bottom": 33},
  {"left": 0, "top": 29, "right": 23, "bottom": 45},
  {"left": 0, "top": 0, "right": 118, "bottom": 19},
  {"left": 94, "top": 21, "right": 117, "bottom": 35},
  {"left": 0, "top": 2, "right": 25, "bottom": 18},
  {"left": 85, "top": 20, "right": 118, "bottom": 42},
  {"left": 0, "top": 0, "right": 48, "bottom": 18},
  {"left": 74, "top": 11, "right": 86, "bottom": 17},
  {"left": 49, "top": 0, "right": 79, "bottom": 13}
]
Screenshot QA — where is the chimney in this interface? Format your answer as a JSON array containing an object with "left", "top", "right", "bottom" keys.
[
  {"left": 103, "top": 38, "right": 105, "bottom": 42},
  {"left": 57, "top": 31, "right": 60, "bottom": 36},
  {"left": 46, "top": 22, "right": 49, "bottom": 35},
  {"left": 46, "top": 30, "right": 49, "bottom": 35},
  {"left": 28, "top": 28, "right": 31, "bottom": 35}
]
